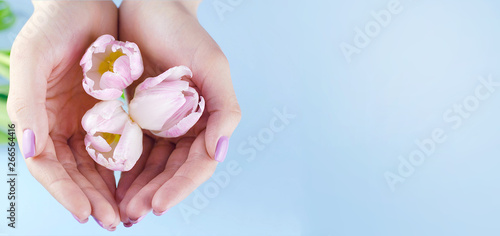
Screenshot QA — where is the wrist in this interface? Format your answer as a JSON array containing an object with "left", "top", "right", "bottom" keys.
[
  {"left": 121, "top": 0, "right": 201, "bottom": 18},
  {"left": 32, "top": 0, "right": 114, "bottom": 12}
]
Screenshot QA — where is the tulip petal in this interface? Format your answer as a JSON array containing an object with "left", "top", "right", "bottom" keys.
[
  {"left": 152, "top": 96, "right": 205, "bottom": 138},
  {"left": 99, "top": 71, "right": 128, "bottom": 90},
  {"left": 85, "top": 134, "right": 112, "bottom": 153},
  {"left": 82, "top": 100, "right": 143, "bottom": 171},
  {"left": 160, "top": 88, "right": 199, "bottom": 130},
  {"left": 82, "top": 100, "right": 129, "bottom": 135},
  {"left": 111, "top": 121, "right": 143, "bottom": 171},
  {"left": 121, "top": 41, "right": 144, "bottom": 80},
  {"left": 82, "top": 76, "right": 123, "bottom": 101},
  {"left": 135, "top": 66, "right": 192, "bottom": 93},
  {"left": 81, "top": 34, "right": 143, "bottom": 101},
  {"left": 113, "top": 55, "right": 132, "bottom": 83},
  {"left": 129, "top": 91, "right": 186, "bottom": 131}
]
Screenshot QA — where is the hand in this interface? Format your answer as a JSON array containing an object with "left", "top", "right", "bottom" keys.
[
  {"left": 7, "top": 1, "right": 121, "bottom": 230},
  {"left": 116, "top": 1, "right": 241, "bottom": 225}
]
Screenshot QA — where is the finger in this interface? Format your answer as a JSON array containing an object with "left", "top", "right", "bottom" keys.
[
  {"left": 190, "top": 44, "right": 241, "bottom": 162},
  {"left": 69, "top": 134, "right": 117, "bottom": 195},
  {"left": 24, "top": 137, "right": 91, "bottom": 222},
  {"left": 68, "top": 135, "right": 120, "bottom": 228},
  {"left": 95, "top": 164, "right": 116, "bottom": 197},
  {"left": 152, "top": 131, "right": 217, "bottom": 213},
  {"left": 119, "top": 139, "right": 174, "bottom": 224},
  {"left": 7, "top": 41, "right": 51, "bottom": 159},
  {"left": 53, "top": 138, "right": 117, "bottom": 230},
  {"left": 126, "top": 138, "right": 193, "bottom": 220},
  {"left": 116, "top": 134, "right": 154, "bottom": 204}
]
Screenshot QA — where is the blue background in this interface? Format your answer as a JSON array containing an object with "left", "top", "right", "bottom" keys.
[{"left": 2, "top": 0, "right": 500, "bottom": 235}]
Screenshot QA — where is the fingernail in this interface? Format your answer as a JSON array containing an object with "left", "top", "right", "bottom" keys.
[
  {"left": 94, "top": 217, "right": 104, "bottom": 228},
  {"left": 22, "top": 129, "right": 35, "bottom": 159},
  {"left": 72, "top": 213, "right": 88, "bottom": 224},
  {"left": 214, "top": 136, "right": 229, "bottom": 162},
  {"left": 93, "top": 217, "right": 114, "bottom": 231},
  {"left": 153, "top": 209, "right": 169, "bottom": 216},
  {"left": 130, "top": 215, "right": 145, "bottom": 224},
  {"left": 124, "top": 222, "right": 133, "bottom": 227}
]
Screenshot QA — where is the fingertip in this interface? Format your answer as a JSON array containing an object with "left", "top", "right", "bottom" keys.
[
  {"left": 151, "top": 190, "right": 170, "bottom": 214},
  {"left": 126, "top": 196, "right": 150, "bottom": 222},
  {"left": 72, "top": 213, "right": 89, "bottom": 224},
  {"left": 70, "top": 200, "right": 91, "bottom": 224},
  {"left": 204, "top": 110, "right": 241, "bottom": 158}
]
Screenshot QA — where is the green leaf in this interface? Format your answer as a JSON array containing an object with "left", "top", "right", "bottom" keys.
[
  {"left": 0, "top": 84, "right": 8, "bottom": 97},
  {"left": 0, "top": 49, "right": 10, "bottom": 56},
  {"left": 0, "top": 97, "right": 11, "bottom": 139},
  {"left": 0, "top": 96, "right": 9, "bottom": 124},
  {"left": 0, "top": 1, "right": 15, "bottom": 31},
  {"left": 0, "top": 49, "right": 9, "bottom": 66},
  {"left": 0, "top": 130, "right": 9, "bottom": 144},
  {"left": 0, "top": 63, "right": 8, "bottom": 80}
]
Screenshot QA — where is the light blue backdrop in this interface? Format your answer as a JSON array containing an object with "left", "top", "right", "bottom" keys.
[{"left": 2, "top": 0, "right": 500, "bottom": 235}]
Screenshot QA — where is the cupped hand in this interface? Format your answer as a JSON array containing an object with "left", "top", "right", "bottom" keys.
[
  {"left": 116, "top": 1, "right": 241, "bottom": 225},
  {"left": 7, "top": 1, "right": 121, "bottom": 230}
]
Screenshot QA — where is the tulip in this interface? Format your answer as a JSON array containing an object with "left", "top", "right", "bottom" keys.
[
  {"left": 80, "top": 34, "right": 143, "bottom": 100},
  {"left": 129, "top": 66, "right": 205, "bottom": 138},
  {"left": 81, "top": 100, "right": 143, "bottom": 171}
]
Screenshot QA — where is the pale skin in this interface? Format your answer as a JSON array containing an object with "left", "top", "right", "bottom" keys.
[{"left": 7, "top": 0, "right": 241, "bottom": 230}]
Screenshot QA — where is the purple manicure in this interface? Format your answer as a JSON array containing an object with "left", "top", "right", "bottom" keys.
[
  {"left": 153, "top": 209, "right": 169, "bottom": 216},
  {"left": 130, "top": 215, "right": 145, "bottom": 224},
  {"left": 93, "top": 217, "right": 114, "bottom": 231},
  {"left": 22, "top": 129, "right": 35, "bottom": 159},
  {"left": 94, "top": 217, "right": 104, "bottom": 228},
  {"left": 214, "top": 136, "right": 229, "bottom": 162},
  {"left": 72, "top": 213, "right": 88, "bottom": 224}
]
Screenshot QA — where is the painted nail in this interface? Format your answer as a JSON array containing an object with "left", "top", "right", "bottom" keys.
[
  {"left": 214, "top": 136, "right": 229, "bottom": 162},
  {"left": 153, "top": 209, "right": 169, "bottom": 216},
  {"left": 72, "top": 213, "right": 88, "bottom": 224},
  {"left": 22, "top": 129, "right": 35, "bottom": 159},
  {"left": 94, "top": 217, "right": 104, "bottom": 228},
  {"left": 130, "top": 215, "right": 145, "bottom": 224},
  {"left": 93, "top": 217, "right": 115, "bottom": 231},
  {"left": 124, "top": 222, "right": 133, "bottom": 228}
]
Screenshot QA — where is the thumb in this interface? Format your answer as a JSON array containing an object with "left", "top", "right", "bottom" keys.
[
  {"left": 7, "top": 43, "right": 50, "bottom": 159},
  {"left": 197, "top": 55, "right": 241, "bottom": 163}
]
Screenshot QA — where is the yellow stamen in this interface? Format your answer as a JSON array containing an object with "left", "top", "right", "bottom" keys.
[
  {"left": 98, "top": 50, "right": 125, "bottom": 75},
  {"left": 101, "top": 133, "right": 121, "bottom": 145}
]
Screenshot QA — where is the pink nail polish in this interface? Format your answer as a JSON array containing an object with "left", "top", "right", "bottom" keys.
[
  {"left": 153, "top": 209, "right": 169, "bottom": 216},
  {"left": 94, "top": 217, "right": 114, "bottom": 231},
  {"left": 72, "top": 213, "right": 88, "bottom": 224},
  {"left": 94, "top": 217, "right": 104, "bottom": 228},
  {"left": 22, "top": 129, "right": 35, "bottom": 159},
  {"left": 124, "top": 222, "right": 133, "bottom": 227},
  {"left": 214, "top": 136, "right": 229, "bottom": 162},
  {"left": 130, "top": 215, "right": 145, "bottom": 224}
]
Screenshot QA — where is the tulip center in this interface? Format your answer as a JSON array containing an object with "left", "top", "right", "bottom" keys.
[
  {"left": 98, "top": 50, "right": 125, "bottom": 74},
  {"left": 102, "top": 133, "right": 121, "bottom": 145}
]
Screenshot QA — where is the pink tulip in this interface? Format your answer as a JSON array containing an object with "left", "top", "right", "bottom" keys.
[
  {"left": 129, "top": 66, "right": 205, "bottom": 138},
  {"left": 80, "top": 34, "right": 143, "bottom": 100},
  {"left": 81, "top": 100, "right": 143, "bottom": 171}
]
